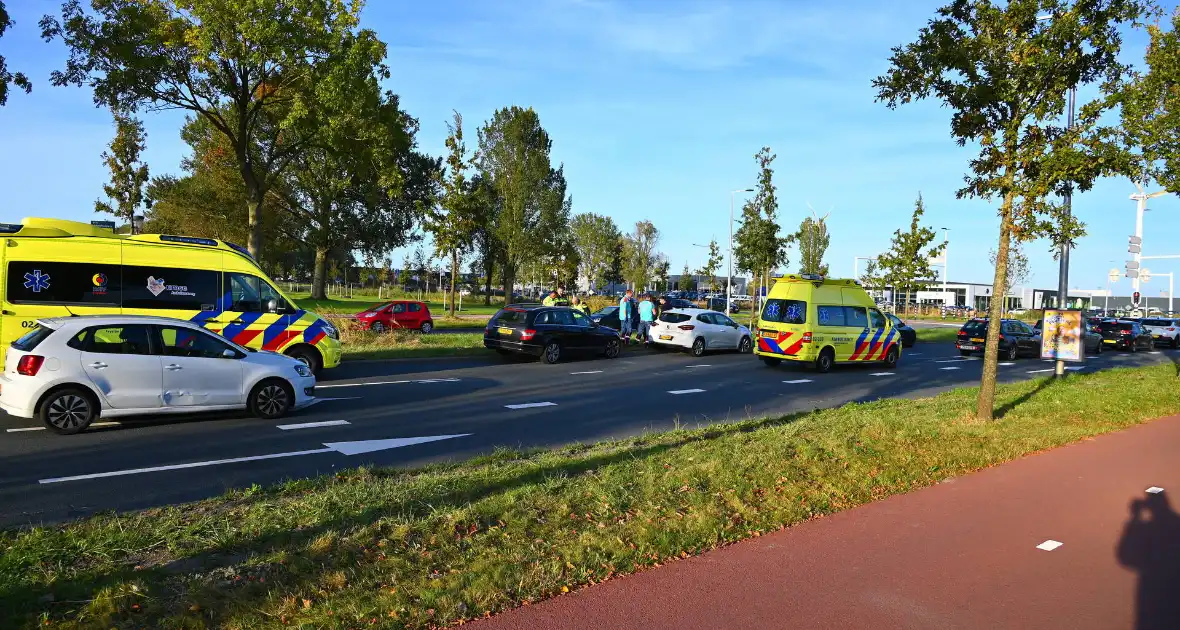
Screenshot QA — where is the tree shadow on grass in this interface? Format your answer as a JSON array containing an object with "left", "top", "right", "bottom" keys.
[
  {"left": 994, "top": 376, "right": 1056, "bottom": 419},
  {"left": 2, "top": 408, "right": 818, "bottom": 627}
]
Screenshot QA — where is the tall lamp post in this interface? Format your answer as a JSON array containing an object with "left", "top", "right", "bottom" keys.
[
  {"left": 1037, "top": 12, "right": 1077, "bottom": 378},
  {"left": 728, "top": 188, "right": 754, "bottom": 316}
]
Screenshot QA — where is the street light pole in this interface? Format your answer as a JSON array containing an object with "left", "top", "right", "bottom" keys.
[
  {"left": 940, "top": 227, "right": 950, "bottom": 305},
  {"left": 728, "top": 188, "right": 754, "bottom": 317}
]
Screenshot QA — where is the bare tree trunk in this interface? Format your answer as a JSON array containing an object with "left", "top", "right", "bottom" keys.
[
  {"left": 977, "top": 200, "right": 1015, "bottom": 421},
  {"left": 449, "top": 249, "right": 459, "bottom": 318},
  {"left": 311, "top": 247, "right": 329, "bottom": 300}
]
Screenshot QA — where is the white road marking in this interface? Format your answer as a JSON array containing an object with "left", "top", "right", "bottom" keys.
[
  {"left": 939, "top": 366, "right": 961, "bottom": 371},
  {"left": 1036, "top": 540, "right": 1063, "bottom": 552},
  {"left": 998, "top": 362, "right": 1015, "bottom": 366},
  {"left": 318, "top": 378, "right": 460, "bottom": 389},
  {"left": 276, "top": 419, "right": 351, "bottom": 431},
  {"left": 1066, "top": 366, "right": 1085, "bottom": 371},
  {"left": 1147, "top": 486, "right": 1164, "bottom": 494},
  {"left": 505, "top": 402, "right": 557, "bottom": 410},
  {"left": 570, "top": 370, "right": 603, "bottom": 375},
  {"left": 38, "top": 434, "right": 471, "bottom": 484},
  {"left": 870, "top": 372, "right": 894, "bottom": 377},
  {"left": 7, "top": 422, "right": 120, "bottom": 433},
  {"left": 668, "top": 389, "right": 705, "bottom": 395},
  {"left": 685, "top": 364, "right": 711, "bottom": 369},
  {"left": 1150, "top": 351, "right": 1162, "bottom": 354},
  {"left": 783, "top": 379, "right": 813, "bottom": 384},
  {"left": 1027, "top": 369, "right": 1054, "bottom": 374},
  {"left": 935, "top": 359, "right": 969, "bottom": 363},
  {"left": 907, "top": 352, "right": 923, "bottom": 356}
]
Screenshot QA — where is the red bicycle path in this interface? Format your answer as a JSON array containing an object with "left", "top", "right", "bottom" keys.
[{"left": 476, "top": 415, "right": 1180, "bottom": 630}]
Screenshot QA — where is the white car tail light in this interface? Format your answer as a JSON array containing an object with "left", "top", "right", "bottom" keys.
[{"left": 17, "top": 355, "right": 44, "bottom": 376}]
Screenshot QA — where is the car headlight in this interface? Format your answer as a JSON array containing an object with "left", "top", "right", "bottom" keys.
[
  {"left": 323, "top": 322, "right": 339, "bottom": 340},
  {"left": 294, "top": 364, "right": 313, "bottom": 378}
]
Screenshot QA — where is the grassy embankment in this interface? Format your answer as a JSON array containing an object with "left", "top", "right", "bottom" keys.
[{"left": 4, "top": 363, "right": 1179, "bottom": 629}]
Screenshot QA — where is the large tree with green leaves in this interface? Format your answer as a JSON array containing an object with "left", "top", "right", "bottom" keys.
[
  {"left": 1115, "top": 8, "right": 1180, "bottom": 192},
  {"left": 42, "top": 0, "right": 381, "bottom": 259},
  {"left": 475, "top": 106, "right": 569, "bottom": 303},
  {"left": 876, "top": 0, "right": 1144, "bottom": 420},
  {"left": 622, "top": 219, "right": 660, "bottom": 291},
  {"left": 0, "top": 1, "right": 30, "bottom": 106},
  {"left": 570, "top": 212, "right": 621, "bottom": 293},
  {"left": 733, "top": 147, "right": 790, "bottom": 313},
  {"left": 795, "top": 213, "right": 830, "bottom": 276},
  {"left": 271, "top": 89, "right": 430, "bottom": 301},
  {"left": 696, "top": 238, "right": 724, "bottom": 291},
  {"left": 871, "top": 194, "right": 947, "bottom": 313},
  {"left": 95, "top": 111, "right": 150, "bottom": 228},
  {"left": 428, "top": 111, "right": 482, "bottom": 316}
]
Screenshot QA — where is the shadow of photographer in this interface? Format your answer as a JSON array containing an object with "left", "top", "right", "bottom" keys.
[{"left": 1116, "top": 490, "right": 1180, "bottom": 630}]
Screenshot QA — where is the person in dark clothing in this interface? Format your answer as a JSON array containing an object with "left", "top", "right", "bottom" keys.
[{"left": 554, "top": 287, "right": 571, "bottom": 307}]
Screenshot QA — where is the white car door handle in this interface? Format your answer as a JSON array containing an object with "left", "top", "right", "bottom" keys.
[
  {"left": 165, "top": 364, "right": 183, "bottom": 371},
  {"left": 89, "top": 361, "right": 108, "bottom": 369}
]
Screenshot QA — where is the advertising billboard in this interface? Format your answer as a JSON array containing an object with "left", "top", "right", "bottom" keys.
[{"left": 1040, "top": 309, "right": 1084, "bottom": 362}]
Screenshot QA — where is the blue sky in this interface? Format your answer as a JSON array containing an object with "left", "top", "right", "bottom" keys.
[{"left": 0, "top": 0, "right": 1176, "bottom": 297}]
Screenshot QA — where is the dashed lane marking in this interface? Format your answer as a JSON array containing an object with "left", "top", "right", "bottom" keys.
[
  {"left": 935, "top": 359, "right": 970, "bottom": 363},
  {"left": 570, "top": 370, "right": 603, "bottom": 375},
  {"left": 1036, "top": 540, "right": 1063, "bottom": 552},
  {"left": 783, "top": 379, "right": 813, "bottom": 384},
  {"left": 999, "top": 362, "right": 1015, "bottom": 366},
  {"left": 870, "top": 372, "right": 894, "bottom": 376},
  {"left": 939, "top": 366, "right": 961, "bottom": 371},
  {"left": 505, "top": 402, "right": 557, "bottom": 410},
  {"left": 668, "top": 389, "right": 705, "bottom": 395},
  {"left": 685, "top": 365, "right": 711, "bottom": 369},
  {"left": 277, "top": 419, "right": 351, "bottom": 431}
]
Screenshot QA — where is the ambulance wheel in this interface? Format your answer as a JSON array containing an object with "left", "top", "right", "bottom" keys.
[
  {"left": 883, "top": 345, "right": 899, "bottom": 369},
  {"left": 761, "top": 357, "right": 781, "bottom": 367},
  {"left": 814, "top": 348, "right": 835, "bottom": 373},
  {"left": 285, "top": 345, "right": 323, "bottom": 375}
]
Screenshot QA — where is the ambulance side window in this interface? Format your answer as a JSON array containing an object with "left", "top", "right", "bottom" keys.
[
  {"left": 226, "top": 273, "right": 291, "bottom": 313},
  {"left": 844, "top": 307, "right": 869, "bottom": 329},
  {"left": 816, "top": 305, "right": 845, "bottom": 327},
  {"left": 868, "top": 309, "right": 886, "bottom": 329}
]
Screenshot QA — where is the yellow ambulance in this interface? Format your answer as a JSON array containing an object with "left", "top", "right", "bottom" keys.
[
  {"left": 0, "top": 218, "right": 341, "bottom": 373},
  {"left": 753, "top": 274, "right": 899, "bottom": 372}
]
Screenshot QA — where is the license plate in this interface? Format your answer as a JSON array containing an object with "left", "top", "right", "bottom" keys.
[
  {"left": 960, "top": 345, "right": 977, "bottom": 350},
  {"left": 1154, "top": 335, "right": 1162, "bottom": 339},
  {"left": 760, "top": 330, "right": 778, "bottom": 338},
  {"left": 1103, "top": 339, "right": 1116, "bottom": 343},
  {"left": 659, "top": 335, "right": 673, "bottom": 340},
  {"left": 497, "top": 327, "right": 512, "bottom": 335},
  {"left": 970, "top": 338, "right": 984, "bottom": 343}
]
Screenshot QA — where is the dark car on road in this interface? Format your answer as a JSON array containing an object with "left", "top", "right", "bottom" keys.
[
  {"left": 956, "top": 318, "right": 1041, "bottom": 360},
  {"left": 1096, "top": 319, "right": 1155, "bottom": 352},
  {"left": 591, "top": 305, "right": 620, "bottom": 330},
  {"left": 485, "top": 305, "right": 621, "bottom": 364},
  {"left": 885, "top": 313, "right": 916, "bottom": 348},
  {"left": 659, "top": 297, "right": 697, "bottom": 310}
]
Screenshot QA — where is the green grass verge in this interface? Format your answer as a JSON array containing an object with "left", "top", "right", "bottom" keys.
[
  {"left": 5, "top": 364, "right": 1179, "bottom": 629},
  {"left": 291, "top": 294, "right": 504, "bottom": 317},
  {"left": 342, "top": 332, "right": 486, "bottom": 361},
  {"left": 915, "top": 326, "right": 960, "bottom": 344}
]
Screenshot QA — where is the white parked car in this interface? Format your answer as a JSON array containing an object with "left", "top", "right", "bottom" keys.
[
  {"left": 648, "top": 308, "right": 753, "bottom": 357},
  {"left": 0, "top": 315, "right": 316, "bottom": 434},
  {"left": 1140, "top": 317, "right": 1180, "bottom": 348}
]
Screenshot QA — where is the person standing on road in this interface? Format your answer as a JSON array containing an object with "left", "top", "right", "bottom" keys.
[
  {"left": 543, "top": 290, "right": 559, "bottom": 307},
  {"left": 619, "top": 289, "right": 635, "bottom": 344},
  {"left": 638, "top": 294, "right": 656, "bottom": 343}
]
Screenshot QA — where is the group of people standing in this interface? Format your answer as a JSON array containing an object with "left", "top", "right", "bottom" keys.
[
  {"left": 618, "top": 289, "right": 669, "bottom": 345},
  {"left": 542, "top": 287, "right": 590, "bottom": 314}
]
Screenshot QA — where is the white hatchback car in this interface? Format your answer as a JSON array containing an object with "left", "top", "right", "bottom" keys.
[
  {"left": 648, "top": 308, "right": 753, "bottom": 357},
  {"left": 1140, "top": 317, "right": 1180, "bottom": 348},
  {"left": 0, "top": 315, "right": 316, "bottom": 434}
]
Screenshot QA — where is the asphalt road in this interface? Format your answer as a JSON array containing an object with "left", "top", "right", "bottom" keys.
[{"left": 1, "top": 341, "right": 1175, "bottom": 527}]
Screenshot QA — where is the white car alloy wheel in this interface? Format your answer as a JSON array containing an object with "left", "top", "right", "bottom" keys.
[
  {"left": 250, "top": 380, "right": 293, "bottom": 419},
  {"left": 41, "top": 389, "right": 96, "bottom": 435},
  {"left": 738, "top": 336, "right": 752, "bottom": 354},
  {"left": 691, "top": 337, "right": 706, "bottom": 357}
]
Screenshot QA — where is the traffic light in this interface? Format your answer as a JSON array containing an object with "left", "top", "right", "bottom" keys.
[{"left": 1133, "top": 291, "right": 1141, "bottom": 306}]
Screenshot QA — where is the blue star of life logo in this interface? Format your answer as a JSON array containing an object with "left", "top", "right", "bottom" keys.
[
  {"left": 765, "top": 302, "right": 780, "bottom": 320},
  {"left": 786, "top": 304, "right": 803, "bottom": 322},
  {"left": 23, "top": 269, "right": 51, "bottom": 293}
]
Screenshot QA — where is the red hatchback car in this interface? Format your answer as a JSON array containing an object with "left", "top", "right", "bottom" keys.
[{"left": 355, "top": 301, "right": 435, "bottom": 333}]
